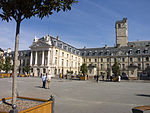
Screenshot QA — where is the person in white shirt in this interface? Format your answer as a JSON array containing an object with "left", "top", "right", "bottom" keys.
[
  {"left": 118, "top": 75, "right": 121, "bottom": 82},
  {"left": 46, "top": 73, "right": 52, "bottom": 89}
]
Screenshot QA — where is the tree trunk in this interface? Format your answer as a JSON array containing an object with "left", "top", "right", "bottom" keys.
[{"left": 12, "top": 21, "right": 20, "bottom": 105}]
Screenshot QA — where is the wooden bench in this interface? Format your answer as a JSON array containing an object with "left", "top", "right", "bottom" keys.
[{"left": 132, "top": 105, "right": 150, "bottom": 113}]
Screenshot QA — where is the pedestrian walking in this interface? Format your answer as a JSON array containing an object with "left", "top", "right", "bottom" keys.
[
  {"left": 96, "top": 75, "right": 99, "bottom": 82},
  {"left": 42, "top": 74, "right": 46, "bottom": 88},
  {"left": 46, "top": 73, "right": 52, "bottom": 89},
  {"left": 102, "top": 74, "right": 104, "bottom": 81},
  {"left": 118, "top": 75, "right": 121, "bottom": 82}
]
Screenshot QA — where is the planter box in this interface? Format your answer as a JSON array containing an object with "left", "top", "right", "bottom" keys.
[
  {"left": 132, "top": 105, "right": 150, "bottom": 113},
  {"left": 0, "top": 73, "right": 11, "bottom": 78},
  {"left": 113, "top": 77, "right": 118, "bottom": 82},
  {"left": 0, "top": 96, "right": 53, "bottom": 113},
  {"left": 80, "top": 76, "right": 87, "bottom": 80}
]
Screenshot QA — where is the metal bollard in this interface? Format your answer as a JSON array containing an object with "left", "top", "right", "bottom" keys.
[
  {"left": 9, "top": 104, "right": 18, "bottom": 113},
  {"left": 49, "top": 95, "right": 55, "bottom": 113}
]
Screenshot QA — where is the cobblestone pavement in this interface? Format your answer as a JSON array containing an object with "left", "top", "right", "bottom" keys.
[{"left": 0, "top": 77, "right": 150, "bottom": 113}]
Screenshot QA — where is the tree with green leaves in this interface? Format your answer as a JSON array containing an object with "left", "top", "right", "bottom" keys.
[
  {"left": 112, "top": 61, "right": 120, "bottom": 77},
  {"left": 0, "top": 0, "right": 77, "bottom": 104},
  {"left": 0, "top": 55, "right": 4, "bottom": 72},
  {"left": 3, "top": 56, "right": 12, "bottom": 73},
  {"left": 24, "top": 63, "right": 31, "bottom": 74},
  {"left": 80, "top": 63, "right": 88, "bottom": 75}
]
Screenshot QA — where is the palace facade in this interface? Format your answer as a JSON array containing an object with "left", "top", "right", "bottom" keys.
[{"left": 9, "top": 18, "right": 150, "bottom": 78}]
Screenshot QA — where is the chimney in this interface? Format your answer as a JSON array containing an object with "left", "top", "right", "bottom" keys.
[
  {"left": 34, "top": 36, "right": 38, "bottom": 42},
  {"left": 57, "top": 36, "right": 59, "bottom": 40}
]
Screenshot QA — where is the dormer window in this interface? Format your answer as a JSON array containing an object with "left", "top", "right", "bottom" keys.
[
  {"left": 136, "top": 49, "right": 140, "bottom": 54},
  {"left": 82, "top": 51, "right": 86, "bottom": 56},
  {"left": 105, "top": 50, "right": 109, "bottom": 55},
  {"left": 60, "top": 44, "right": 62, "bottom": 48},
  {"left": 65, "top": 46, "right": 68, "bottom": 50},
  {"left": 54, "top": 41, "right": 56, "bottom": 46},
  {"left": 93, "top": 51, "right": 97, "bottom": 56},
  {"left": 88, "top": 51, "right": 92, "bottom": 56},
  {"left": 144, "top": 48, "right": 148, "bottom": 54},
  {"left": 128, "top": 49, "right": 132, "bottom": 54},
  {"left": 69, "top": 47, "right": 72, "bottom": 52},
  {"left": 99, "top": 51, "right": 103, "bottom": 55}
]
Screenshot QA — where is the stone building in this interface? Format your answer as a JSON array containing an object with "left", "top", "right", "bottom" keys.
[
  {"left": 9, "top": 18, "right": 150, "bottom": 79},
  {"left": 29, "top": 36, "right": 82, "bottom": 77}
]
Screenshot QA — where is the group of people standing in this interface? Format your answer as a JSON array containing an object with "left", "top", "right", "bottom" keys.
[{"left": 42, "top": 73, "right": 52, "bottom": 89}]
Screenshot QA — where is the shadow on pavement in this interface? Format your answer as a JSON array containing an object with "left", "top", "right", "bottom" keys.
[
  {"left": 35, "top": 86, "right": 43, "bottom": 88},
  {"left": 136, "top": 94, "right": 150, "bottom": 98}
]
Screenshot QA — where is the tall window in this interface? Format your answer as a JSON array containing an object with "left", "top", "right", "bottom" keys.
[
  {"left": 71, "top": 61, "right": 73, "bottom": 67},
  {"left": 62, "top": 52, "right": 64, "bottom": 57},
  {"left": 107, "top": 64, "right": 109, "bottom": 69},
  {"left": 122, "top": 58, "right": 125, "bottom": 62},
  {"left": 101, "top": 58, "right": 103, "bottom": 62},
  {"left": 75, "top": 57, "right": 77, "bottom": 60},
  {"left": 95, "top": 59, "right": 97, "bottom": 62},
  {"left": 84, "top": 59, "right": 86, "bottom": 62},
  {"left": 146, "top": 57, "right": 149, "bottom": 62},
  {"left": 130, "top": 58, "right": 133, "bottom": 62},
  {"left": 107, "top": 58, "right": 109, "bottom": 62},
  {"left": 89, "top": 59, "right": 91, "bottom": 62},
  {"left": 62, "top": 59, "right": 64, "bottom": 66},
  {"left": 138, "top": 64, "right": 141, "bottom": 70},
  {"left": 122, "top": 64, "right": 125, "bottom": 70},
  {"left": 114, "top": 58, "right": 116, "bottom": 62},
  {"left": 146, "top": 63, "right": 149, "bottom": 68},
  {"left": 75, "top": 62, "right": 77, "bottom": 67},
  {"left": 138, "top": 57, "right": 141, "bottom": 62},
  {"left": 55, "top": 50, "right": 58, "bottom": 55},
  {"left": 55, "top": 57, "right": 57, "bottom": 65},
  {"left": 101, "top": 64, "right": 103, "bottom": 70},
  {"left": 66, "top": 60, "right": 68, "bottom": 67}
]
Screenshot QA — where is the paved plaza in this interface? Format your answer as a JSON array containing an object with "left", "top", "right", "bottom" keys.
[{"left": 0, "top": 77, "right": 150, "bottom": 113}]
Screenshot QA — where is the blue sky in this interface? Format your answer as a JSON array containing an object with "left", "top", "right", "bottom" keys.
[{"left": 0, "top": 0, "right": 150, "bottom": 50}]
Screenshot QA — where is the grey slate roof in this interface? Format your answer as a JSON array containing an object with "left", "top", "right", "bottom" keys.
[
  {"left": 128, "top": 41, "right": 150, "bottom": 47},
  {"left": 41, "top": 35, "right": 81, "bottom": 56},
  {"left": 79, "top": 46, "right": 150, "bottom": 57},
  {"left": 8, "top": 35, "right": 150, "bottom": 58},
  {"left": 9, "top": 50, "right": 31, "bottom": 58}
]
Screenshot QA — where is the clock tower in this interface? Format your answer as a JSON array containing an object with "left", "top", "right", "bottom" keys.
[{"left": 115, "top": 18, "right": 128, "bottom": 47}]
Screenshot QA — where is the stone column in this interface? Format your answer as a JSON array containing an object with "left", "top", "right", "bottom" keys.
[
  {"left": 47, "top": 50, "right": 50, "bottom": 66},
  {"left": 35, "top": 51, "right": 38, "bottom": 65},
  {"left": 30, "top": 51, "right": 33, "bottom": 66},
  {"left": 42, "top": 51, "right": 45, "bottom": 65}
]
